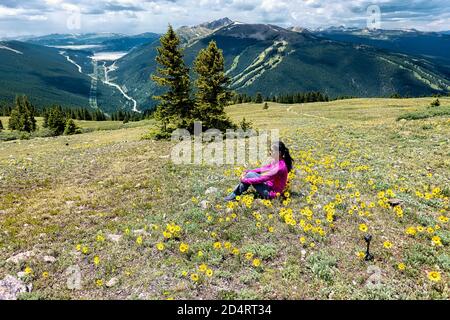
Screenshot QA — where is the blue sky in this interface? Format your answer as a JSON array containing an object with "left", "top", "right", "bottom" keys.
[{"left": 0, "top": 0, "right": 449, "bottom": 37}]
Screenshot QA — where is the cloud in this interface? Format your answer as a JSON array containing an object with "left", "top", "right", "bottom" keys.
[{"left": 0, "top": 0, "right": 449, "bottom": 37}]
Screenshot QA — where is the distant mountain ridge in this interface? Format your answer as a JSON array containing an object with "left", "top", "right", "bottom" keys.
[
  {"left": 111, "top": 19, "right": 450, "bottom": 110},
  {"left": 314, "top": 27, "right": 450, "bottom": 75},
  {"left": 26, "top": 32, "right": 160, "bottom": 53}
]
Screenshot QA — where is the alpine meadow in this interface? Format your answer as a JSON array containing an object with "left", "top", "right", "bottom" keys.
[{"left": 0, "top": 0, "right": 449, "bottom": 303}]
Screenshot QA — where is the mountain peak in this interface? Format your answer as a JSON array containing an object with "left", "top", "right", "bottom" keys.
[
  {"left": 177, "top": 18, "right": 234, "bottom": 45},
  {"left": 213, "top": 23, "right": 307, "bottom": 42},
  {"left": 199, "top": 17, "right": 234, "bottom": 30},
  {"left": 289, "top": 26, "right": 311, "bottom": 34}
]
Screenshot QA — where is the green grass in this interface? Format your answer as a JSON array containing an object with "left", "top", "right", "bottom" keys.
[
  {"left": 0, "top": 117, "right": 153, "bottom": 141},
  {"left": 0, "top": 97, "right": 448, "bottom": 300},
  {"left": 397, "top": 106, "right": 450, "bottom": 121}
]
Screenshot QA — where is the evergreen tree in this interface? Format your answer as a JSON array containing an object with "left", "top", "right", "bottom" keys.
[
  {"left": 193, "top": 40, "right": 235, "bottom": 131},
  {"left": 8, "top": 96, "right": 37, "bottom": 132},
  {"left": 263, "top": 102, "right": 269, "bottom": 110},
  {"left": 42, "top": 108, "right": 49, "bottom": 128},
  {"left": 64, "top": 119, "right": 79, "bottom": 135},
  {"left": 152, "top": 25, "right": 193, "bottom": 134},
  {"left": 47, "top": 106, "right": 66, "bottom": 135},
  {"left": 255, "top": 92, "right": 263, "bottom": 103}
]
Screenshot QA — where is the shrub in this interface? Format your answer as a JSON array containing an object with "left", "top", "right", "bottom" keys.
[
  {"left": 239, "top": 117, "right": 253, "bottom": 131},
  {"left": 142, "top": 127, "right": 173, "bottom": 140},
  {"left": 397, "top": 107, "right": 450, "bottom": 121},
  {"left": 430, "top": 98, "right": 440, "bottom": 107},
  {"left": 64, "top": 119, "right": 80, "bottom": 135},
  {"left": 307, "top": 252, "right": 338, "bottom": 283},
  {"left": 0, "top": 131, "right": 21, "bottom": 141}
]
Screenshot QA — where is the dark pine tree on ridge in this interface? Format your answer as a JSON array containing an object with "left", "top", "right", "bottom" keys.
[
  {"left": 193, "top": 40, "right": 235, "bottom": 131},
  {"left": 152, "top": 25, "right": 193, "bottom": 135}
]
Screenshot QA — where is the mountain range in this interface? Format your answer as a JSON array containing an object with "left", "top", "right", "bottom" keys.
[
  {"left": 316, "top": 27, "right": 450, "bottom": 75},
  {"left": 0, "top": 18, "right": 449, "bottom": 112}
]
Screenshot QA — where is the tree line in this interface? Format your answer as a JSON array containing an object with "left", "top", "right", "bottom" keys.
[
  {"left": 234, "top": 92, "right": 331, "bottom": 104},
  {"left": 1, "top": 102, "right": 148, "bottom": 122},
  {"left": 0, "top": 96, "right": 151, "bottom": 135},
  {"left": 2, "top": 96, "right": 79, "bottom": 135}
]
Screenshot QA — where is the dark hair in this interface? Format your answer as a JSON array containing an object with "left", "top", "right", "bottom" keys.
[{"left": 273, "top": 141, "right": 294, "bottom": 172}]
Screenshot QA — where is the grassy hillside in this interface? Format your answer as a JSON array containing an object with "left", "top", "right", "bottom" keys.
[
  {"left": 0, "top": 98, "right": 448, "bottom": 300},
  {"left": 0, "top": 117, "right": 153, "bottom": 141},
  {"left": 0, "top": 41, "right": 91, "bottom": 108}
]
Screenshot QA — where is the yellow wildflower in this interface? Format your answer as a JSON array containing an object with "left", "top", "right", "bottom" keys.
[
  {"left": 179, "top": 242, "right": 189, "bottom": 253},
  {"left": 359, "top": 224, "right": 368, "bottom": 232},
  {"left": 253, "top": 259, "right": 261, "bottom": 267},
  {"left": 383, "top": 241, "right": 393, "bottom": 249},
  {"left": 190, "top": 273, "right": 199, "bottom": 282},
  {"left": 427, "top": 271, "right": 441, "bottom": 282}
]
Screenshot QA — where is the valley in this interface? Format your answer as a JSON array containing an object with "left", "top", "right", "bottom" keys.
[{"left": 2, "top": 18, "right": 449, "bottom": 114}]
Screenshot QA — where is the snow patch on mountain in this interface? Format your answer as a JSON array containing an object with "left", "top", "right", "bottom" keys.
[
  {"left": 230, "top": 40, "right": 288, "bottom": 89},
  {"left": 0, "top": 44, "right": 23, "bottom": 55}
]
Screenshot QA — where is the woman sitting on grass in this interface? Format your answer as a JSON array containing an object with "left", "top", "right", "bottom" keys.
[{"left": 225, "top": 141, "right": 293, "bottom": 201}]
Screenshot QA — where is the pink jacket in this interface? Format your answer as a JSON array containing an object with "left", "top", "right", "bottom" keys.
[{"left": 241, "top": 159, "right": 289, "bottom": 198}]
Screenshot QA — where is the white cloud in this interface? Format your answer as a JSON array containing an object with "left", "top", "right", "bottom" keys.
[{"left": 0, "top": 0, "right": 449, "bottom": 37}]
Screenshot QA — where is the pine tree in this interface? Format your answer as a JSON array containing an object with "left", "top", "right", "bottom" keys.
[
  {"left": 47, "top": 106, "right": 66, "bottom": 135},
  {"left": 255, "top": 92, "right": 263, "bottom": 104},
  {"left": 193, "top": 40, "right": 235, "bottom": 131},
  {"left": 8, "top": 96, "right": 37, "bottom": 132},
  {"left": 152, "top": 25, "right": 193, "bottom": 134},
  {"left": 42, "top": 108, "right": 49, "bottom": 128},
  {"left": 64, "top": 118, "right": 79, "bottom": 135}
]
